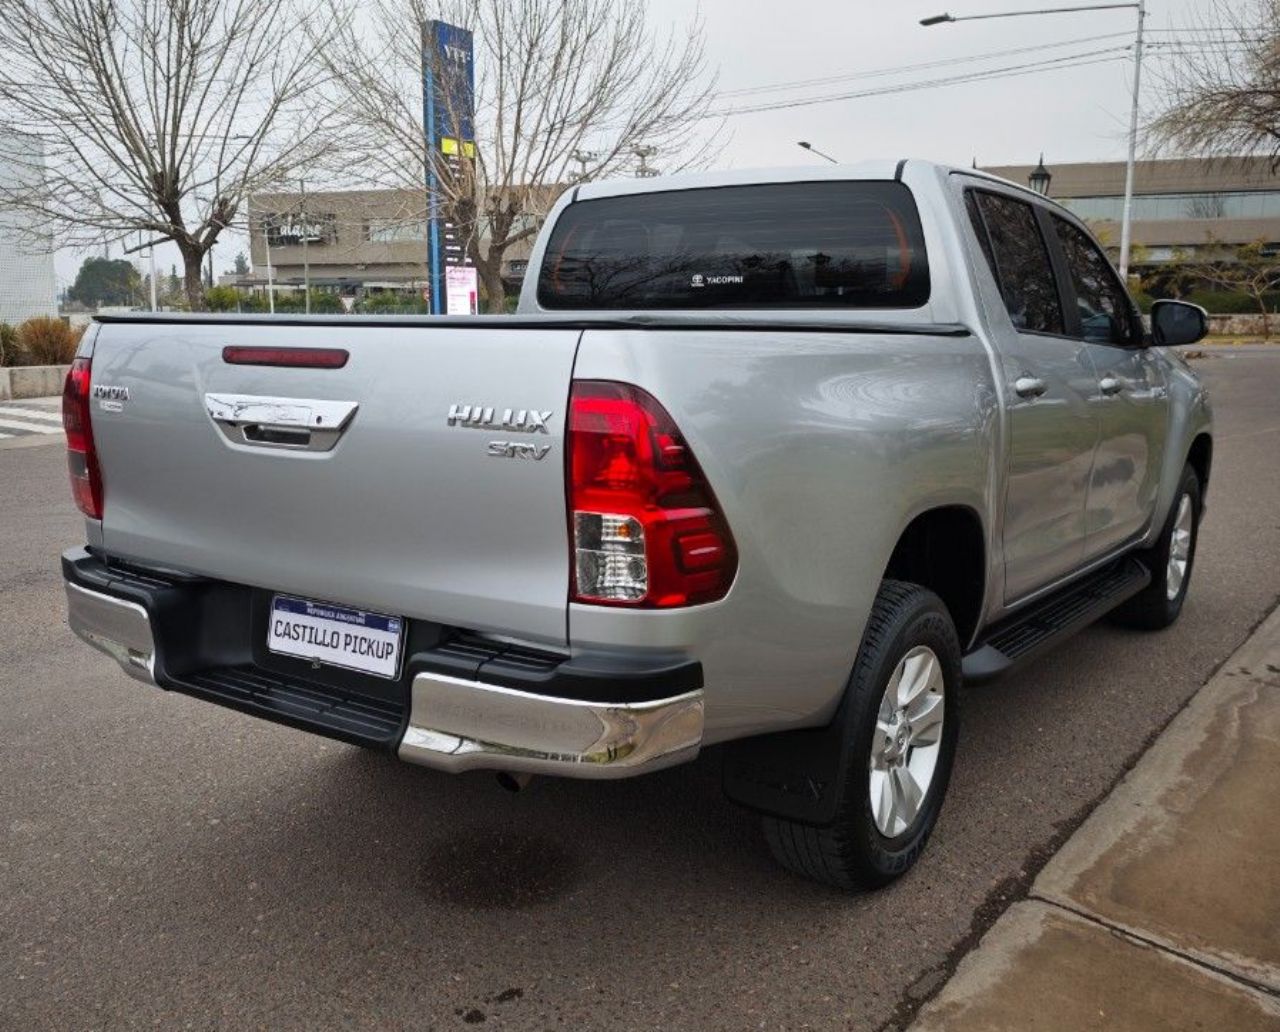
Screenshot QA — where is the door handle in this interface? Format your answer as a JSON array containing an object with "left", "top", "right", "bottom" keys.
[
  {"left": 1098, "top": 376, "right": 1125, "bottom": 396},
  {"left": 1013, "top": 376, "right": 1047, "bottom": 399},
  {"left": 204, "top": 393, "right": 358, "bottom": 452}
]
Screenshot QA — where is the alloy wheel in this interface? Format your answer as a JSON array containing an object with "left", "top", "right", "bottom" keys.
[
  {"left": 1166, "top": 493, "right": 1194, "bottom": 602},
  {"left": 869, "top": 645, "right": 946, "bottom": 837}
]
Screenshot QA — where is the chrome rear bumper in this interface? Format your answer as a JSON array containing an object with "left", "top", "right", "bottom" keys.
[
  {"left": 65, "top": 582, "right": 156, "bottom": 683},
  {"left": 64, "top": 566, "right": 702, "bottom": 778},
  {"left": 399, "top": 671, "right": 703, "bottom": 778}
]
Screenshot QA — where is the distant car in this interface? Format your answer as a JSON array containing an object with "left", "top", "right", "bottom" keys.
[{"left": 61, "top": 160, "right": 1212, "bottom": 889}]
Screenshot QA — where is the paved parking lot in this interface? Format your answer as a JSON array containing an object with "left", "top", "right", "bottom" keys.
[
  {"left": 3, "top": 351, "right": 1279, "bottom": 1031},
  {"left": 0, "top": 397, "right": 63, "bottom": 440}
]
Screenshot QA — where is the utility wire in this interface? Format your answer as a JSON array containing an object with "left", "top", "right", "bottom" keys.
[
  {"left": 711, "top": 31, "right": 1134, "bottom": 98},
  {"left": 705, "top": 49, "right": 1131, "bottom": 118}
]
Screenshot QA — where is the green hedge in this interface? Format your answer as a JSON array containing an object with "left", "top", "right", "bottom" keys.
[
  {"left": 1134, "top": 290, "right": 1279, "bottom": 316},
  {"left": 0, "top": 322, "right": 16, "bottom": 366}
]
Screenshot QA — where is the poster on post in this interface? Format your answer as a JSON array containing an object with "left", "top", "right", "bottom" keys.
[{"left": 445, "top": 265, "right": 478, "bottom": 315}]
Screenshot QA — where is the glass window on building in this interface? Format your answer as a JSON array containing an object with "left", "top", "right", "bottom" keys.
[
  {"left": 1060, "top": 191, "right": 1280, "bottom": 222},
  {"left": 366, "top": 219, "right": 430, "bottom": 243}
]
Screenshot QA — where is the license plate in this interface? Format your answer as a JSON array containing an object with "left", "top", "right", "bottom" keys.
[{"left": 267, "top": 595, "right": 404, "bottom": 679}]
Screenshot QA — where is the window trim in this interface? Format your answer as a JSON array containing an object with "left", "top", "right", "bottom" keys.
[
  {"left": 1044, "top": 210, "right": 1145, "bottom": 349},
  {"left": 963, "top": 180, "right": 1144, "bottom": 349},
  {"left": 964, "top": 186, "right": 1069, "bottom": 339},
  {"left": 1035, "top": 206, "right": 1085, "bottom": 340}
]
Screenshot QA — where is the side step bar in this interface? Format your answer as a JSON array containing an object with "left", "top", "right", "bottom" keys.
[{"left": 963, "top": 557, "right": 1151, "bottom": 684}]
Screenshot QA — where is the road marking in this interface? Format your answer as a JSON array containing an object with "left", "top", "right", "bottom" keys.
[
  {"left": 1219, "top": 425, "right": 1280, "bottom": 442},
  {"left": 0, "top": 416, "right": 61, "bottom": 434},
  {"left": 0, "top": 405, "right": 63, "bottom": 424}
]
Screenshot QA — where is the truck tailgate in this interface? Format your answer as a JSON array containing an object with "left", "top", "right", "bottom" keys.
[{"left": 90, "top": 321, "right": 579, "bottom": 645}]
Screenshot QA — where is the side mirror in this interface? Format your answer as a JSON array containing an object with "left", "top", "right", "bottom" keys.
[{"left": 1150, "top": 299, "right": 1209, "bottom": 347}]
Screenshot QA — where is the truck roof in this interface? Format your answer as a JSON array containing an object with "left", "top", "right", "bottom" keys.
[
  {"left": 572, "top": 158, "right": 1048, "bottom": 208},
  {"left": 574, "top": 159, "right": 906, "bottom": 200}
]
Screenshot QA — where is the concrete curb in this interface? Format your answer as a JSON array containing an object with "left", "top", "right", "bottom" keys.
[
  {"left": 911, "top": 603, "right": 1280, "bottom": 1030},
  {"left": 0, "top": 364, "right": 69, "bottom": 401}
]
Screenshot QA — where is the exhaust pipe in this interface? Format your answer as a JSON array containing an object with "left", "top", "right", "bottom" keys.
[{"left": 495, "top": 771, "right": 534, "bottom": 793}]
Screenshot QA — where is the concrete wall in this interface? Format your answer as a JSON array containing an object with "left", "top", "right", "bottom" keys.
[
  {"left": 1206, "top": 313, "right": 1274, "bottom": 337},
  {"left": 0, "top": 364, "right": 68, "bottom": 401}
]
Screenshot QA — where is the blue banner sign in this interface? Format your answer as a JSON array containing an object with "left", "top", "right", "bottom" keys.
[{"left": 422, "top": 20, "right": 476, "bottom": 314}]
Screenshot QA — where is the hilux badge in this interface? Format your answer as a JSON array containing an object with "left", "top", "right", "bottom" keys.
[{"left": 447, "top": 405, "right": 551, "bottom": 434}]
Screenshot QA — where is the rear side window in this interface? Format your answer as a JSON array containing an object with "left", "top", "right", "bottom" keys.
[
  {"left": 967, "top": 190, "right": 1065, "bottom": 336},
  {"left": 537, "top": 181, "right": 930, "bottom": 310},
  {"left": 1050, "top": 216, "right": 1137, "bottom": 345}
]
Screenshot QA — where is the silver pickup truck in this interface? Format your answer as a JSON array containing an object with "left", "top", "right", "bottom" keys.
[{"left": 61, "top": 160, "right": 1212, "bottom": 889}]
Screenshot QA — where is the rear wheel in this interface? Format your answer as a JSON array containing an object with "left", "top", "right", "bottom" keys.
[
  {"left": 763, "top": 580, "right": 961, "bottom": 890},
  {"left": 1110, "top": 464, "right": 1201, "bottom": 630}
]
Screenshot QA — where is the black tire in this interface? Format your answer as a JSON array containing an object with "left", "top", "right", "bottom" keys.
[
  {"left": 762, "top": 580, "right": 961, "bottom": 891},
  {"left": 1109, "top": 464, "right": 1201, "bottom": 630}
]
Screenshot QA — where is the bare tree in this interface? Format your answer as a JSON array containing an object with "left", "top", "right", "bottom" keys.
[
  {"left": 1171, "top": 239, "right": 1280, "bottom": 337},
  {"left": 1148, "top": 0, "right": 1280, "bottom": 166},
  {"left": 321, "top": 0, "right": 721, "bottom": 311},
  {"left": 1204, "top": 241, "right": 1280, "bottom": 338},
  {"left": 0, "top": 0, "right": 342, "bottom": 309}
]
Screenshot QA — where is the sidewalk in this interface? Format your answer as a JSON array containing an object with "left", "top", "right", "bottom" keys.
[{"left": 912, "top": 604, "right": 1280, "bottom": 1031}]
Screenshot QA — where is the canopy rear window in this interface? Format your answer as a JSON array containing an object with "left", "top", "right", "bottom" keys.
[{"left": 537, "top": 181, "right": 930, "bottom": 310}]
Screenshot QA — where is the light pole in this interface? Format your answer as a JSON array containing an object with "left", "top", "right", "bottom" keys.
[
  {"left": 921, "top": 1, "right": 1145, "bottom": 281},
  {"left": 633, "top": 145, "right": 660, "bottom": 178},
  {"left": 299, "top": 178, "right": 310, "bottom": 315},
  {"left": 569, "top": 149, "right": 599, "bottom": 183},
  {"left": 797, "top": 141, "right": 839, "bottom": 164},
  {"left": 262, "top": 215, "right": 276, "bottom": 315}
]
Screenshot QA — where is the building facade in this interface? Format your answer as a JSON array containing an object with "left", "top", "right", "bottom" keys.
[
  {"left": 245, "top": 186, "right": 558, "bottom": 299},
  {"left": 982, "top": 156, "right": 1280, "bottom": 264},
  {"left": 246, "top": 189, "right": 429, "bottom": 296},
  {"left": 0, "top": 132, "right": 58, "bottom": 324}
]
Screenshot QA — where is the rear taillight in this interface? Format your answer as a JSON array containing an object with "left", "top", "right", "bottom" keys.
[
  {"left": 567, "top": 381, "right": 737, "bottom": 607},
  {"left": 62, "top": 357, "right": 103, "bottom": 518}
]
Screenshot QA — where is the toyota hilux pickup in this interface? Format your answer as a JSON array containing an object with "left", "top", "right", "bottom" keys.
[{"left": 61, "top": 160, "right": 1212, "bottom": 889}]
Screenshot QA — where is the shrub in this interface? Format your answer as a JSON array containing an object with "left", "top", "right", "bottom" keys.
[
  {"left": 0, "top": 322, "right": 17, "bottom": 366},
  {"left": 204, "top": 285, "right": 244, "bottom": 312},
  {"left": 355, "top": 290, "right": 428, "bottom": 314},
  {"left": 274, "top": 289, "right": 345, "bottom": 314},
  {"left": 1183, "top": 290, "right": 1280, "bottom": 315},
  {"left": 16, "top": 316, "right": 83, "bottom": 365}
]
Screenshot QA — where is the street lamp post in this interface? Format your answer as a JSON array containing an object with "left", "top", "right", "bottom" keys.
[
  {"left": 263, "top": 216, "right": 276, "bottom": 315},
  {"left": 922, "top": 1, "right": 1146, "bottom": 281},
  {"left": 797, "top": 141, "right": 839, "bottom": 164},
  {"left": 1029, "top": 154, "right": 1053, "bottom": 196}
]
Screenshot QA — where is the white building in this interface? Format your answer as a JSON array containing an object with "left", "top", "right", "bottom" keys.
[{"left": 0, "top": 132, "right": 58, "bottom": 325}]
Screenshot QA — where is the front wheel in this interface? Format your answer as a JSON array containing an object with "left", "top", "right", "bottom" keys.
[
  {"left": 763, "top": 580, "right": 961, "bottom": 890},
  {"left": 1110, "top": 464, "right": 1202, "bottom": 630}
]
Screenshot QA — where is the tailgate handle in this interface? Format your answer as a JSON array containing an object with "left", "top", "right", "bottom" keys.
[
  {"left": 242, "top": 424, "right": 313, "bottom": 447},
  {"left": 204, "top": 393, "right": 358, "bottom": 453}
]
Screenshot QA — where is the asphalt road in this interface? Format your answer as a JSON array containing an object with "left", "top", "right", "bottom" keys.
[{"left": 3, "top": 352, "right": 1279, "bottom": 1032}]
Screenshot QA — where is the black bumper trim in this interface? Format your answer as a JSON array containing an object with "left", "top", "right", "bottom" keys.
[{"left": 62, "top": 549, "right": 701, "bottom": 747}]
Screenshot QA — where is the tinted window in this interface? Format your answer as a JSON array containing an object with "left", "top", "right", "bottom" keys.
[
  {"left": 537, "top": 182, "right": 930, "bottom": 309},
  {"left": 967, "top": 191, "right": 1064, "bottom": 335},
  {"left": 1051, "top": 216, "right": 1136, "bottom": 345}
]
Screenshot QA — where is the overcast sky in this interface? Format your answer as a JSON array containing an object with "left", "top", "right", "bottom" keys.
[
  {"left": 56, "top": 0, "right": 1232, "bottom": 289},
  {"left": 658, "top": 0, "right": 1215, "bottom": 170}
]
